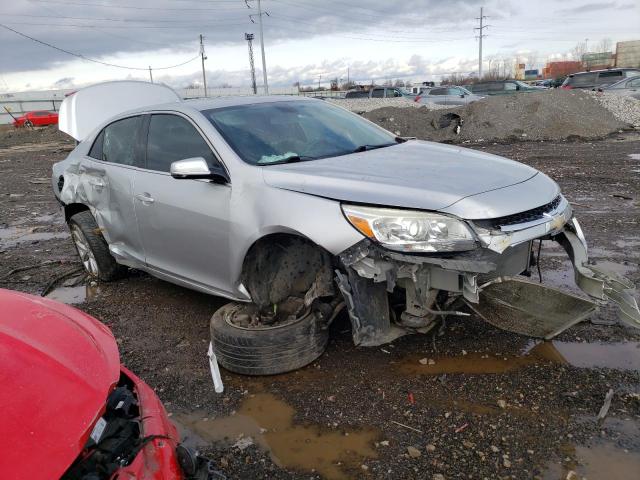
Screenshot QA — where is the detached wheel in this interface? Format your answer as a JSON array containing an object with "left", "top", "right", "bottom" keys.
[
  {"left": 210, "top": 302, "right": 329, "bottom": 375},
  {"left": 68, "top": 210, "right": 125, "bottom": 281}
]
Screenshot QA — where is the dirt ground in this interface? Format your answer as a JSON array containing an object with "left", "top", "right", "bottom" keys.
[{"left": 1, "top": 128, "right": 640, "bottom": 480}]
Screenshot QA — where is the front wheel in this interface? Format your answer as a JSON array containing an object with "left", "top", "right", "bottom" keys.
[
  {"left": 68, "top": 210, "right": 126, "bottom": 281},
  {"left": 210, "top": 302, "right": 329, "bottom": 375}
]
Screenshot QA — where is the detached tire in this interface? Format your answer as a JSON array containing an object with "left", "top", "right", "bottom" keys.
[
  {"left": 68, "top": 210, "right": 126, "bottom": 281},
  {"left": 210, "top": 303, "right": 329, "bottom": 375}
]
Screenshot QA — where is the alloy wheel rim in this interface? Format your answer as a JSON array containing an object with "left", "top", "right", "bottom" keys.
[{"left": 71, "top": 225, "right": 99, "bottom": 276}]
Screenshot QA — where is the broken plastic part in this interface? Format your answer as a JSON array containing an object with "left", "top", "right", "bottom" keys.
[
  {"left": 207, "top": 343, "right": 224, "bottom": 393},
  {"left": 556, "top": 219, "right": 640, "bottom": 329},
  {"left": 471, "top": 277, "right": 597, "bottom": 339}
]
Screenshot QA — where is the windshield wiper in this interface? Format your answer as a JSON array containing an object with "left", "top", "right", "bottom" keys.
[
  {"left": 351, "top": 142, "right": 399, "bottom": 153},
  {"left": 257, "top": 154, "right": 315, "bottom": 166}
]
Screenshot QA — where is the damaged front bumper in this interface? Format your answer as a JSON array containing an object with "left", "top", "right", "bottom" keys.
[{"left": 337, "top": 208, "right": 640, "bottom": 346}]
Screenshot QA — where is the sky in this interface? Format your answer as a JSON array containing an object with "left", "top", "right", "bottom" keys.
[{"left": 0, "top": 0, "right": 638, "bottom": 93}]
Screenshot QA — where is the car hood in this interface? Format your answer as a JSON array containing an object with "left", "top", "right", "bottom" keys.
[
  {"left": 0, "top": 289, "right": 120, "bottom": 480},
  {"left": 262, "top": 141, "right": 539, "bottom": 214}
]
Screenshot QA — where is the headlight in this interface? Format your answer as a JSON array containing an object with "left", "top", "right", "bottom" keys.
[{"left": 342, "top": 204, "right": 477, "bottom": 253}]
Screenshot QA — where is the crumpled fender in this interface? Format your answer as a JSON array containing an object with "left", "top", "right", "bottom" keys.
[{"left": 556, "top": 218, "right": 640, "bottom": 329}]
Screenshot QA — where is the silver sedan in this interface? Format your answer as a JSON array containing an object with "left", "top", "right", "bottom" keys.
[
  {"left": 414, "top": 86, "right": 484, "bottom": 106},
  {"left": 599, "top": 75, "right": 640, "bottom": 100},
  {"left": 52, "top": 85, "right": 639, "bottom": 375}
]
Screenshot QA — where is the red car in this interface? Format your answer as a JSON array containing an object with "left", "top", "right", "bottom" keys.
[
  {"left": 12, "top": 110, "right": 59, "bottom": 127},
  {"left": 0, "top": 289, "right": 211, "bottom": 480}
]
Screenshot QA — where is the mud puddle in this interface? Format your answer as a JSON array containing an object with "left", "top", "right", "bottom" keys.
[
  {"left": 45, "top": 284, "right": 101, "bottom": 304},
  {"left": 174, "top": 393, "right": 378, "bottom": 480},
  {"left": 543, "top": 442, "right": 640, "bottom": 480},
  {"left": 0, "top": 225, "right": 68, "bottom": 248},
  {"left": 400, "top": 340, "right": 640, "bottom": 375}
]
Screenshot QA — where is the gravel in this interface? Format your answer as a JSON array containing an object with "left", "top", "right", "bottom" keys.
[
  {"left": 588, "top": 91, "right": 640, "bottom": 128},
  {"left": 363, "top": 89, "right": 630, "bottom": 143},
  {"left": 327, "top": 97, "right": 451, "bottom": 113}
]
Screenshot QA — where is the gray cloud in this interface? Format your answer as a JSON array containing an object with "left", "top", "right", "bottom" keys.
[
  {"left": 556, "top": 1, "right": 623, "bottom": 14},
  {"left": 0, "top": 0, "right": 483, "bottom": 73}
]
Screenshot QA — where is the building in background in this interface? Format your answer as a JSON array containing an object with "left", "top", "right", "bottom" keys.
[
  {"left": 524, "top": 69, "right": 539, "bottom": 80},
  {"left": 542, "top": 61, "right": 583, "bottom": 79},
  {"left": 615, "top": 40, "right": 640, "bottom": 68},
  {"left": 582, "top": 51, "right": 615, "bottom": 70}
]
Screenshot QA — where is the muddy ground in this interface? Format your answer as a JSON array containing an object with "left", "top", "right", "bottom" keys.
[{"left": 1, "top": 129, "right": 640, "bottom": 480}]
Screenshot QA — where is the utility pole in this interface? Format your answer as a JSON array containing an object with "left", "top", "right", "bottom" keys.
[
  {"left": 247, "top": 0, "right": 269, "bottom": 94},
  {"left": 475, "top": 7, "right": 489, "bottom": 79},
  {"left": 148, "top": 66, "right": 153, "bottom": 83},
  {"left": 245, "top": 33, "right": 257, "bottom": 94},
  {"left": 200, "top": 34, "right": 208, "bottom": 97},
  {"left": 347, "top": 67, "right": 350, "bottom": 84},
  {"left": 318, "top": 74, "right": 321, "bottom": 90}
]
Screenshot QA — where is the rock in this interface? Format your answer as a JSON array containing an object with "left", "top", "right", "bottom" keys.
[
  {"left": 426, "top": 444, "right": 436, "bottom": 452},
  {"left": 566, "top": 471, "right": 579, "bottom": 480},
  {"left": 503, "top": 458, "right": 511, "bottom": 468},
  {"left": 407, "top": 446, "right": 421, "bottom": 458},
  {"left": 233, "top": 437, "right": 254, "bottom": 451},
  {"left": 361, "top": 464, "right": 369, "bottom": 471},
  {"left": 491, "top": 445, "right": 500, "bottom": 453},
  {"left": 497, "top": 399, "right": 507, "bottom": 409},
  {"left": 380, "top": 440, "right": 389, "bottom": 446},
  {"left": 433, "top": 474, "right": 445, "bottom": 480},
  {"left": 428, "top": 359, "right": 436, "bottom": 365},
  {"left": 462, "top": 440, "right": 474, "bottom": 449},
  {"left": 419, "top": 358, "right": 429, "bottom": 365}
]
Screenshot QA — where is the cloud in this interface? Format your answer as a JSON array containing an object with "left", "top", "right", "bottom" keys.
[
  {"left": 556, "top": 1, "right": 620, "bottom": 14},
  {"left": 53, "top": 76, "right": 75, "bottom": 88}
]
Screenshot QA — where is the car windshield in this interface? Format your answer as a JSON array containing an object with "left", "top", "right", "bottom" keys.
[{"left": 202, "top": 100, "right": 397, "bottom": 165}]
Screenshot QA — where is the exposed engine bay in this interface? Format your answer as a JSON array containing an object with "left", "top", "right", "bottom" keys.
[{"left": 61, "top": 375, "right": 147, "bottom": 480}]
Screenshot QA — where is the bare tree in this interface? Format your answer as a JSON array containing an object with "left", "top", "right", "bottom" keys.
[
  {"left": 596, "top": 37, "right": 613, "bottom": 53},
  {"left": 393, "top": 79, "right": 405, "bottom": 87},
  {"left": 570, "top": 41, "right": 588, "bottom": 61}
]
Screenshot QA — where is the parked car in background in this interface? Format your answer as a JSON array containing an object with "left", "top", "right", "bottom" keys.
[
  {"left": 345, "top": 86, "right": 409, "bottom": 99},
  {"left": 534, "top": 80, "right": 553, "bottom": 88},
  {"left": 561, "top": 68, "right": 640, "bottom": 90},
  {"left": 598, "top": 75, "right": 640, "bottom": 99},
  {"left": 12, "top": 110, "right": 59, "bottom": 128},
  {"left": 414, "top": 86, "right": 484, "bottom": 106},
  {"left": 467, "top": 80, "right": 539, "bottom": 95},
  {"left": 0, "top": 288, "right": 211, "bottom": 479},
  {"left": 53, "top": 81, "right": 639, "bottom": 376}
]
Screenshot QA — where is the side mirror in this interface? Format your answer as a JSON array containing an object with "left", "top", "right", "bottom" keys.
[{"left": 170, "top": 157, "right": 229, "bottom": 184}]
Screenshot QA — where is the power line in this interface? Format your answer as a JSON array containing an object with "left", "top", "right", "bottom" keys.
[
  {"left": 27, "top": 0, "right": 244, "bottom": 11},
  {"left": 0, "top": 23, "right": 200, "bottom": 70}
]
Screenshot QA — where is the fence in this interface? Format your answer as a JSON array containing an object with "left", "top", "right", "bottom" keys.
[{"left": 0, "top": 87, "right": 349, "bottom": 125}]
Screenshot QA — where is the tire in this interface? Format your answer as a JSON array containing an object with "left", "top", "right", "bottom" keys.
[
  {"left": 68, "top": 210, "right": 126, "bottom": 281},
  {"left": 210, "top": 302, "right": 329, "bottom": 375}
]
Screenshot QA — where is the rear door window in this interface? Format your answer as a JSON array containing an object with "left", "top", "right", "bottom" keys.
[
  {"left": 628, "top": 78, "right": 640, "bottom": 87},
  {"left": 597, "top": 70, "right": 623, "bottom": 85},
  {"left": 371, "top": 89, "right": 385, "bottom": 98},
  {"left": 92, "top": 116, "right": 143, "bottom": 166},
  {"left": 429, "top": 88, "right": 448, "bottom": 96},
  {"left": 624, "top": 70, "right": 640, "bottom": 78},
  {"left": 568, "top": 73, "right": 597, "bottom": 86},
  {"left": 146, "top": 114, "right": 217, "bottom": 172}
]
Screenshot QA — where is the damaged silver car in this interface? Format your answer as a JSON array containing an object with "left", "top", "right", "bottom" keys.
[{"left": 53, "top": 81, "right": 640, "bottom": 375}]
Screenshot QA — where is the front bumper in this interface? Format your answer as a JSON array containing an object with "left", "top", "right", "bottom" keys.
[{"left": 337, "top": 210, "right": 640, "bottom": 345}]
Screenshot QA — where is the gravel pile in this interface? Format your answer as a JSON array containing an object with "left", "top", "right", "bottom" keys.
[
  {"left": 588, "top": 91, "right": 640, "bottom": 128},
  {"left": 362, "top": 89, "right": 630, "bottom": 143},
  {"left": 327, "top": 97, "right": 451, "bottom": 113},
  {"left": 0, "top": 124, "right": 74, "bottom": 148}
]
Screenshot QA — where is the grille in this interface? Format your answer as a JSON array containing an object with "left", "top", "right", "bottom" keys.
[{"left": 473, "top": 195, "right": 562, "bottom": 230}]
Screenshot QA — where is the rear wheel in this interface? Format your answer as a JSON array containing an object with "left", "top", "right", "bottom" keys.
[
  {"left": 68, "top": 210, "right": 125, "bottom": 281},
  {"left": 210, "top": 302, "right": 329, "bottom": 376}
]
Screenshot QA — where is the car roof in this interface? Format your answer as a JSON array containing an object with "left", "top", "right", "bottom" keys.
[
  {"left": 127, "top": 95, "right": 315, "bottom": 115},
  {"left": 570, "top": 68, "right": 640, "bottom": 76}
]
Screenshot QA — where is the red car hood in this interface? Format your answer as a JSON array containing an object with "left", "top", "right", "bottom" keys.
[{"left": 0, "top": 289, "right": 120, "bottom": 480}]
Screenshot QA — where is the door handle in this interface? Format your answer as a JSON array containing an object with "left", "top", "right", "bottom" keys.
[
  {"left": 135, "top": 193, "right": 155, "bottom": 204},
  {"left": 88, "top": 179, "right": 105, "bottom": 188}
]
